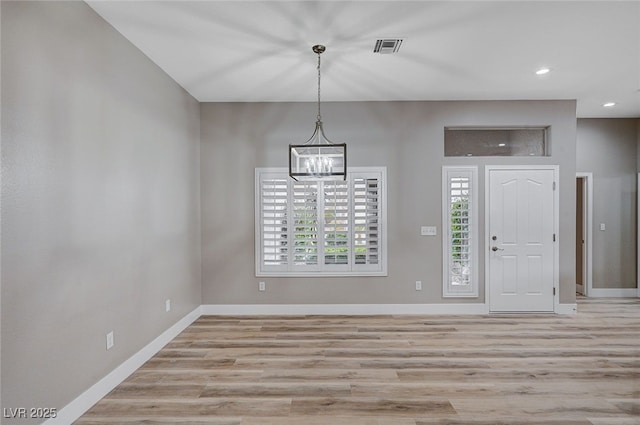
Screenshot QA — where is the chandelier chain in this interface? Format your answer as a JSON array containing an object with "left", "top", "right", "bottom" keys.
[{"left": 317, "top": 52, "right": 322, "bottom": 122}]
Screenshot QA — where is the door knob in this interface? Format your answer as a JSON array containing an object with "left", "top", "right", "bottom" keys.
[{"left": 491, "top": 246, "right": 504, "bottom": 252}]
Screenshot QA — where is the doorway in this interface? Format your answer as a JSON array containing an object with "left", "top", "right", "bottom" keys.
[
  {"left": 576, "top": 177, "right": 585, "bottom": 295},
  {"left": 486, "top": 166, "right": 558, "bottom": 312},
  {"left": 576, "top": 173, "right": 593, "bottom": 296}
]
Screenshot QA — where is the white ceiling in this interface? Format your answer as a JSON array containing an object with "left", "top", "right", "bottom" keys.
[{"left": 86, "top": 1, "right": 640, "bottom": 118}]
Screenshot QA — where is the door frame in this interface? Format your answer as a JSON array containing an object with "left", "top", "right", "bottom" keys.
[
  {"left": 484, "top": 165, "right": 560, "bottom": 312},
  {"left": 576, "top": 172, "right": 593, "bottom": 297}
]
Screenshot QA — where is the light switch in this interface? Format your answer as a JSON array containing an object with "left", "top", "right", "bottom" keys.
[
  {"left": 600, "top": 223, "right": 605, "bottom": 231},
  {"left": 421, "top": 226, "right": 437, "bottom": 236}
]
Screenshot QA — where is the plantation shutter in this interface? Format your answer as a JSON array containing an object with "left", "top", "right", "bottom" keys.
[
  {"left": 449, "top": 174, "right": 471, "bottom": 285},
  {"left": 323, "top": 181, "right": 350, "bottom": 268},
  {"left": 352, "top": 172, "right": 383, "bottom": 272},
  {"left": 256, "top": 168, "right": 386, "bottom": 276},
  {"left": 292, "top": 181, "right": 319, "bottom": 270},
  {"left": 258, "top": 174, "right": 289, "bottom": 271}
]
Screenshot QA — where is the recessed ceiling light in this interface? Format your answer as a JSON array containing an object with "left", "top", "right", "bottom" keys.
[
  {"left": 603, "top": 102, "right": 616, "bottom": 107},
  {"left": 536, "top": 68, "right": 550, "bottom": 75},
  {"left": 498, "top": 143, "right": 506, "bottom": 147}
]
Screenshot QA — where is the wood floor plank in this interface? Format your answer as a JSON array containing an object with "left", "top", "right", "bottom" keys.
[
  {"left": 124, "top": 369, "right": 262, "bottom": 384},
  {"left": 105, "top": 383, "right": 205, "bottom": 399},
  {"left": 450, "top": 396, "right": 631, "bottom": 418},
  {"left": 608, "top": 399, "right": 640, "bottom": 415},
  {"left": 241, "top": 417, "right": 416, "bottom": 425},
  {"left": 199, "top": 382, "right": 352, "bottom": 398},
  {"left": 81, "top": 398, "right": 292, "bottom": 417},
  {"left": 140, "top": 358, "right": 236, "bottom": 369},
  {"left": 258, "top": 368, "right": 399, "bottom": 382},
  {"left": 415, "top": 419, "right": 594, "bottom": 425},
  {"left": 589, "top": 419, "right": 640, "bottom": 425},
  {"left": 76, "top": 297, "right": 640, "bottom": 424},
  {"left": 76, "top": 418, "right": 242, "bottom": 424},
  {"left": 289, "top": 397, "right": 456, "bottom": 416},
  {"left": 396, "top": 367, "right": 640, "bottom": 382}
]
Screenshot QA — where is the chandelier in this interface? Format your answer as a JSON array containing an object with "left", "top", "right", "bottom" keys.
[{"left": 289, "top": 45, "right": 347, "bottom": 181}]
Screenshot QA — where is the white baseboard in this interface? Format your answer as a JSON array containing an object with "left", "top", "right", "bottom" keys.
[
  {"left": 588, "top": 288, "right": 638, "bottom": 298},
  {"left": 201, "top": 303, "right": 491, "bottom": 315},
  {"left": 45, "top": 306, "right": 202, "bottom": 425},
  {"left": 202, "top": 303, "right": 582, "bottom": 316},
  {"left": 556, "top": 303, "right": 578, "bottom": 315}
]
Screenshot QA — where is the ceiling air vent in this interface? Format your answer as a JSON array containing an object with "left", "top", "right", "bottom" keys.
[{"left": 374, "top": 39, "right": 403, "bottom": 54}]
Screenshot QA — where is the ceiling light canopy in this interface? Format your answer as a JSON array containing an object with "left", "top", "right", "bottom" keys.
[
  {"left": 289, "top": 45, "right": 347, "bottom": 182},
  {"left": 603, "top": 102, "right": 616, "bottom": 107},
  {"left": 536, "top": 68, "right": 550, "bottom": 75}
]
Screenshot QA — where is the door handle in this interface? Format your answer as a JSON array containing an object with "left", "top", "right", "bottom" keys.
[{"left": 491, "top": 246, "right": 504, "bottom": 252}]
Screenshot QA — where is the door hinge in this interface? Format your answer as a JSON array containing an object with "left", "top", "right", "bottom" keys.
[
  {"left": 553, "top": 233, "right": 556, "bottom": 242},
  {"left": 553, "top": 181, "right": 556, "bottom": 190},
  {"left": 553, "top": 287, "right": 556, "bottom": 296}
]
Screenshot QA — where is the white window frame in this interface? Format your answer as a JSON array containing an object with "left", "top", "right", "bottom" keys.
[
  {"left": 442, "top": 166, "right": 479, "bottom": 297},
  {"left": 255, "top": 167, "right": 387, "bottom": 277}
]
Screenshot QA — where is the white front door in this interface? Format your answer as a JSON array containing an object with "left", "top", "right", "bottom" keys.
[{"left": 488, "top": 168, "right": 556, "bottom": 312}]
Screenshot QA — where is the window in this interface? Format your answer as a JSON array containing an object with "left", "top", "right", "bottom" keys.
[
  {"left": 444, "top": 127, "right": 549, "bottom": 157},
  {"left": 256, "top": 167, "right": 386, "bottom": 276},
  {"left": 442, "top": 166, "right": 478, "bottom": 297}
]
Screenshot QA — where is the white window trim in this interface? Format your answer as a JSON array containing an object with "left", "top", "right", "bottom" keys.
[
  {"left": 442, "top": 166, "right": 479, "bottom": 297},
  {"left": 255, "top": 167, "right": 387, "bottom": 277}
]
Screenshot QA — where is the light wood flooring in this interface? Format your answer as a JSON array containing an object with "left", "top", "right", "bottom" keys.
[{"left": 76, "top": 298, "right": 640, "bottom": 424}]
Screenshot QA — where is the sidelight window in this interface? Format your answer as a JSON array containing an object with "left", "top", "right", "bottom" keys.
[{"left": 443, "top": 166, "right": 478, "bottom": 297}]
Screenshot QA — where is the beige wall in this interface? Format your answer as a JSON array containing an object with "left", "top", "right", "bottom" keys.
[
  {"left": 201, "top": 100, "right": 577, "bottom": 306},
  {"left": 1, "top": 1, "right": 201, "bottom": 421},
  {"left": 577, "top": 118, "right": 639, "bottom": 289}
]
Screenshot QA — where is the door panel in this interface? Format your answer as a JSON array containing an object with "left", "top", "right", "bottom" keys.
[
  {"left": 501, "top": 179, "right": 518, "bottom": 243},
  {"left": 489, "top": 169, "right": 555, "bottom": 312},
  {"left": 501, "top": 255, "right": 518, "bottom": 294},
  {"left": 526, "top": 179, "right": 544, "bottom": 242},
  {"left": 527, "top": 255, "right": 543, "bottom": 293}
]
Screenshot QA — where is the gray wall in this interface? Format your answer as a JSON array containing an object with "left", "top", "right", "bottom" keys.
[
  {"left": 1, "top": 1, "right": 201, "bottom": 421},
  {"left": 577, "top": 118, "right": 639, "bottom": 289},
  {"left": 201, "top": 100, "right": 577, "bottom": 306}
]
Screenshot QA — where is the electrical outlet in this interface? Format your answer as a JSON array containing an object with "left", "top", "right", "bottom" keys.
[
  {"left": 600, "top": 223, "right": 606, "bottom": 231},
  {"left": 165, "top": 299, "right": 171, "bottom": 312},
  {"left": 415, "top": 281, "right": 422, "bottom": 291},
  {"left": 106, "top": 331, "right": 114, "bottom": 350},
  {"left": 259, "top": 281, "right": 266, "bottom": 291}
]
